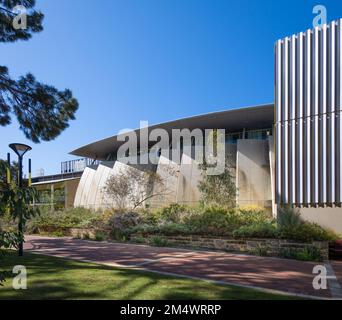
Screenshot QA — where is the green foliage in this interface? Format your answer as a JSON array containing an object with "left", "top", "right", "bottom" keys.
[
  {"left": 279, "top": 246, "right": 322, "bottom": 262},
  {"left": 0, "top": 160, "right": 39, "bottom": 284},
  {"left": 277, "top": 206, "right": 339, "bottom": 242},
  {"left": 94, "top": 231, "right": 106, "bottom": 242},
  {"left": 0, "top": 0, "right": 44, "bottom": 43},
  {"left": 0, "top": 2, "right": 78, "bottom": 142},
  {"left": 107, "top": 211, "right": 141, "bottom": 241},
  {"left": 158, "top": 203, "right": 187, "bottom": 223},
  {"left": 0, "top": 230, "right": 21, "bottom": 250},
  {"left": 233, "top": 222, "right": 278, "bottom": 239},
  {"left": 0, "top": 159, "right": 18, "bottom": 186},
  {"left": 49, "top": 230, "right": 65, "bottom": 238},
  {"left": 27, "top": 207, "right": 99, "bottom": 231},
  {"left": 279, "top": 222, "right": 338, "bottom": 243},
  {"left": 277, "top": 206, "right": 302, "bottom": 230},
  {"left": 251, "top": 244, "right": 269, "bottom": 257},
  {"left": 0, "top": 67, "right": 79, "bottom": 142},
  {"left": 0, "top": 231, "right": 22, "bottom": 285},
  {"left": 149, "top": 236, "right": 169, "bottom": 247},
  {"left": 238, "top": 206, "right": 273, "bottom": 225},
  {"left": 184, "top": 207, "right": 238, "bottom": 235},
  {"left": 198, "top": 157, "right": 236, "bottom": 208},
  {"left": 131, "top": 236, "right": 146, "bottom": 244},
  {"left": 83, "top": 232, "right": 91, "bottom": 240},
  {"left": 184, "top": 206, "right": 273, "bottom": 236}
]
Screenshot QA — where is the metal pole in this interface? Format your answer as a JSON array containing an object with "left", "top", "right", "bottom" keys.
[
  {"left": 28, "top": 159, "right": 32, "bottom": 186},
  {"left": 18, "top": 155, "right": 23, "bottom": 257},
  {"left": 6, "top": 153, "right": 11, "bottom": 183}
]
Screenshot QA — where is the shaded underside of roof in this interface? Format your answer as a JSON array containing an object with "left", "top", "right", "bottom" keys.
[{"left": 70, "top": 103, "right": 274, "bottom": 160}]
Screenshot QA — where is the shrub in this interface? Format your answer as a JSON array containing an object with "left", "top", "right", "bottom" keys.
[
  {"left": 139, "top": 209, "right": 163, "bottom": 225},
  {"left": 184, "top": 208, "right": 235, "bottom": 235},
  {"left": 279, "top": 246, "right": 322, "bottom": 261},
  {"left": 128, "top": 223, "right": 192, "bottom": 236},
  {"left": 131, "top": 236, "right": 146, "bottom": 244},
  {"left": 184, "top": 206, "right": 272, "bottom": 236},
  {"left": 149, "top": 236, "right": 169, "bottom": 247},
  {"left": 94, "top": 231, "right": 106, "bottom": 242},
  {"left": 279, "top": 222, "right": 338, "bottom": 242},
  {"left": 108, "top": 211, "right": 141, "bottom": 240},
  {"left": 139, "top": 204, "right": 194, "bottom": 225},
  {"left": 27, "top": 207, "right": 100, "bottom": 232},
  {"left": 233, "top": 222, "right": 278, "bottom": 239},
  {"left": 251, "top": 244, "right": 269, "bottom": 256},
  {"left": 158, "top": 203, "right": 189, "bottom": 223},
  {"left": 237, "top": 207, "right": 273, "bottom": 225},
  {"left": 277, "top": 206, "right": 302, "bottom": 230}
]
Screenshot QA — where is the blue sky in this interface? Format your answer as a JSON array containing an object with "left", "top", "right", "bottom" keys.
[{"left": 1, "top": 0, "right": 341, "bottom": 175}]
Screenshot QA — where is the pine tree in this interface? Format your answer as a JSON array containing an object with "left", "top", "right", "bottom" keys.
[{"left": 0, "top": 0, "right": 78, "bottom": 142}]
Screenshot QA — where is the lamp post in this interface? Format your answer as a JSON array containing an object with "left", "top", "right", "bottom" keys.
[{"left": 9, "top": 143, "right": 32, "bottom": 257}]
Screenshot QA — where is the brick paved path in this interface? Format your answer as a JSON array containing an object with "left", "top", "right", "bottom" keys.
[{"left": 24, "top": 235, "right": 339, "bottom": 298}]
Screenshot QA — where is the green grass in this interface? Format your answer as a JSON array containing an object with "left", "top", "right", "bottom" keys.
[{"left": 0, "top": 251, "right": 296, "bottom": 300}]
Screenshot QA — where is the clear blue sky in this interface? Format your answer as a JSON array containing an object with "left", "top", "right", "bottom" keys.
[{"left": 1, "top": 0, "right": 341, "bottom": 175}]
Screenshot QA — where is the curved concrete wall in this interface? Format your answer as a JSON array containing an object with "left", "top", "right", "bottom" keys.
[
  {"left": 74, "top": 166, "right": 97, "bottom": 207},
  {"left": 150, "top": 155, "right": 181, "bottom": 207},
  {"left": 93, "top": 162, "right": 116, "bottom": 210},
  {"left": 74, "top": 140, "right": 273, "bottom": 210}
]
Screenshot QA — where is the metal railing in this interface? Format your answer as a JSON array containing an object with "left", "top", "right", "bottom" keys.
[{"left": 61, "top": 158, "right": 99, "bottom": 174}]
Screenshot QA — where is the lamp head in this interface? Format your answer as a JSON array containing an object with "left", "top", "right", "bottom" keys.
[{"left": 9, "top": 143, "right": 32, "bottom": 158}]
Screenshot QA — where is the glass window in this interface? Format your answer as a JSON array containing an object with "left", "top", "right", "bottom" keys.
[{"left": 225, "top": 132, "right": 243, "bottom": 144}]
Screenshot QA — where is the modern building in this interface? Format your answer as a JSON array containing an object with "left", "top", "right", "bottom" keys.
[
  {"left": 70, "top": 104, "right": 274, "bottom": 211},
  {"left": 32, "top": 18, "right": 342, "bottom": 233},
  {"left": 31, "top": 158, "right": 97, "bottom": 210}
]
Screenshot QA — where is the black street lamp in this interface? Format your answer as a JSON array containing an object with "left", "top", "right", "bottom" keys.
[{"left": 9, "top": 143, "right": 32, "bottom": 257}]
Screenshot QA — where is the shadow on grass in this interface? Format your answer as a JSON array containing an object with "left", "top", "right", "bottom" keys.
[{"left": 0, "top": 251, "right": 293, "bottom": 300}]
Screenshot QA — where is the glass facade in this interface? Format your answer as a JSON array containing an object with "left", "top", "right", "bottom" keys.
[{"left": 225, "top": 128, "right": 272, "bottom": 144}]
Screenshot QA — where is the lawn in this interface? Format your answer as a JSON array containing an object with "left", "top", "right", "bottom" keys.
[{"left": 0, "top": 251, "right": 295, "bottom": 300}]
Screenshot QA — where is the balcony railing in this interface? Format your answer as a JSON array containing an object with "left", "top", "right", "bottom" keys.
[{"left": 61, "top": 158, "right": 99, "bottom": 174}]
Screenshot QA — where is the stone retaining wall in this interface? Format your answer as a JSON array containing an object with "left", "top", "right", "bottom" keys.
[{"left": 131, "top": 234, "right": 329, "bottom": 260}]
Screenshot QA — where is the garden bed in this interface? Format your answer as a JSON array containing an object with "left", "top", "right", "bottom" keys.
[{"left": 130, "top": 233, "right": 329, "bottom": 261}]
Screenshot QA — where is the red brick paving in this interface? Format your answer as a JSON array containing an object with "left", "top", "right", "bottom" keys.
[
  {"left": 24, "top": 235, "right": 332, "bottom": 298},
  {"left": 331, "top": 260, "right": 342, "bottom": 287}
]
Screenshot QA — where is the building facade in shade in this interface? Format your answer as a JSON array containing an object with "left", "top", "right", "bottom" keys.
[{"left": 70, "top": 104, "right": 275, "bottom": 211}]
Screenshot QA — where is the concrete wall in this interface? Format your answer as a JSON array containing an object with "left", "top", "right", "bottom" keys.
[
  {"left": 150, "top": 155, "right": 181, "bottom": 207},
  {"left": 73, "top": 140, "right": 274, "bottom": 210},
  {"left": 236, "top": 139, "right": 272, "bottom": 208},
  {"left": 299, "top": 207, "right": 342, "bottom": 235},
  {"left": 64, "top": 179, "right": 80, "bottom": 208},
  {"left": 176, "top": 153, "right": 202, "bottom": 205}
]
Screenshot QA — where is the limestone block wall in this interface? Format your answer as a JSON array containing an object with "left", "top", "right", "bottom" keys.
[
  {"left": 130, "top": 234, "right": 329, "bottom": 261},
  {"left": 236, "top": 139, "right": 272, "bottom": 208}
]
